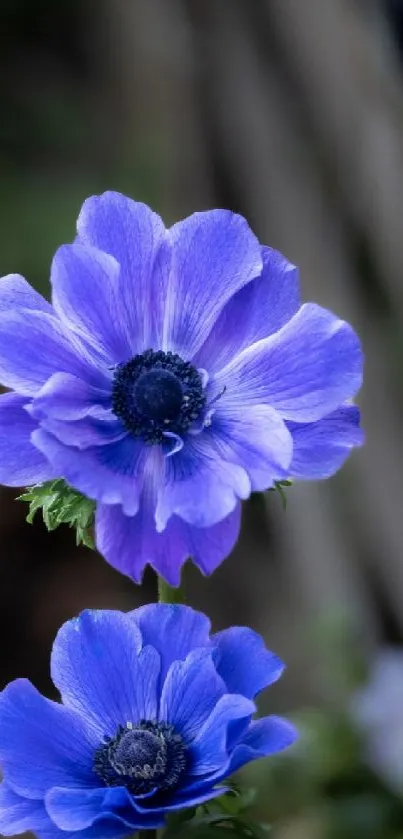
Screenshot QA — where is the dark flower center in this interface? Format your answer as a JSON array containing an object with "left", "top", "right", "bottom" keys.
[
  {"left": 112, "top": 349, "right": 205, "bottom": 444},
  {"left": 93, "top": 721, "right": 187, "bottom": 796}
]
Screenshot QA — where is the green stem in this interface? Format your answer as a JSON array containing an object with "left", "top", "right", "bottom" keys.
[
  {"left": 138, "top": 831, "right": 158, "bottom": 839},
  {"left": 158, "top": 575, "right": 186, "bottom": 604}
]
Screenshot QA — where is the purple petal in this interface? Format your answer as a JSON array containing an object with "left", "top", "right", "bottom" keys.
[
  {"left": 0, "top": 785, "right": 51, "bottom": 837},
  {"left": 0, "top": 273, "right": 52, "bottom": 314},
  {"left": 37, "top": 415, "right": 126, "bottom": 450},
  {"left": 0, "top": 679, "right": 97, "bottom": 797},
  {"left": 156, "top": 437, "right": 250, "bottom": 530},
  {"left": 51, "top": 609, "right": 158, "bottom": 737},
  {"left": 45, "top": 787, "right": 164, "bottom": 832},
  {"left": 160, "top": 649, "right": 226, "bottom": 740},
  {"left": 95, "top": 501, "right": 241, "bottom": 585},
  {"left": 31, "top": 372, "right": 111, "bottom": 420},
  {"left": 32, "top": 429, "right": 146, "bottom": 514},
  {"left": 165, "top": 210, "right": 263, "bottom": 358},
  {"left": 212, "top": 403, "right": 293, "bottom": 491},
  {"left": 130, "top": 605, "right": 211, "bottom": 686},
  {"left": 228, "top": 716, "right": 298, "bottom": 774},
  {"left": 190, "top": 695, "right": 255, "bottom": 775},
  {"left": 0, "top": 392, "right": 55, "bottom": 486},
  {"left": 288, "top": 404, "right": 364, "bottom": 479},
  {"left": 76, "top": 191, "right": 170, "bottom": 352},
  {"left": 51, "top": 244, "right": 134, "bottom": 364},
  {"left": 215, "top": 303, "right": 363, "bottom": 422},
  {"left": 0, "top": 309, "right": 107, "bottom": 396},
  {"left": 212, "top": 627, "right": 285, "bottom": 699},
  {"left": 195, "top": 246, "right": 300, "bottom": 374}
]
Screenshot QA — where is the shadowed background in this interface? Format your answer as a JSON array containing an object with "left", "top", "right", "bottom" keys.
[{"left": 1, "top": 1, "right": 403, "bottom": 836}]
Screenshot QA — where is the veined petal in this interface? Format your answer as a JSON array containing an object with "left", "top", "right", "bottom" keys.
[
  {"left": 228, "top": 716, "right": 298, "bottom": 774},
  {"left": 45, "top": 787, "right": 164, "bottom": 832},
  {"left": 76, "top": 191, "right": 170, "bottom": 352},
  {"left": 30, "top": 372, "right": 111, "bottom": 420},
  {"left": 51, "top": 610, "right": 159, "bottom": 736},
  {"left": 195, "top": 246, "right": 300, "bottom": 373},
  {"left": 0, "top": 679, "right": 97, "bottom": 797},
  {"left": 215, "top": 303, "right": 363, "bottom": 422},
  {"left": 287, "top": 404, "right": 364, "bottom": 479},
  {"left": 160, "top": 650, "right": 226, "bottom": 741},
  {"left": 164, "top": 210, "right": 263, "bottom": 358},
  {"left": 130, "top": 605, "right": 211, "bottom": 687},
  {"left": 95, "top": 500, "right": 241, "bottom": 585},
  {"left": 156, "top": 437, "right": 250, "bottom": 530},
  {"left": 0, "top": 309, "right": 107, "bottom": 396},
  {"left": 212, "top": 627, "right": 285, "bottom": 699},
  {"left": 212, "top": 404, "right": 293, "bottom": 491},
  {"left": 0, "top": 274, "right": 52, "bottom": 314},
  {"left": 0, "top": 785, "right": 51, "bottom": 836},
  {"left": 190, "top": 695, "right": 255, "bottom": 776},
  {"left": 32, "top": 429, "right": 146, "bottom": 514},
  {"left": 0, "top": 392, "right": 55, "bottom": 486},
  {"left": 51, "top": 244, "right": 133, "bottom": 364}
]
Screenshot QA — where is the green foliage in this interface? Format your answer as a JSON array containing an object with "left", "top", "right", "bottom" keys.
[
  {"left": 18, "top": 479, "right": 95, "bottom": 548},
  {"left": 269, "top": 479, "right": 293, "bottom": 510},
  {"left": 164, "top": 788, "right": 270, "bottom": 839}
]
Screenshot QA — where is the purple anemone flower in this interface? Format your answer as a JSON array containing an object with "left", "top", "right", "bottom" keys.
[
  {"left": 0, "top": 605, "right": 297, "bottom": 837},
  {"left": 0, "top": 192, "right": 363, "bottom": 583}
]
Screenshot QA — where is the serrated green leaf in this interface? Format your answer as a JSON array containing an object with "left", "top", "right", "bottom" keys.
[{"left": 18, "top": 479, "right": 95, "bottom": 548}]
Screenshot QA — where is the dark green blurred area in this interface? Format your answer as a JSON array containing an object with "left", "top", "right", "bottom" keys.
[{"left": 2, "top": 1, "right": 403, "bottom": 837}]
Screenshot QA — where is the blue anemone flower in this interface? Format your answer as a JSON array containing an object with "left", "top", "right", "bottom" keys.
[
  {"left": 0, "top": 192, "right": 363, "bottom": 582},
  {"left": 0, "top": 605, "right": 297, "bottom": 837}
]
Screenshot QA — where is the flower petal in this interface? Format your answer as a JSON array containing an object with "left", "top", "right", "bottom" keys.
[
  {"left": 156, "top": 437, "right": 250, "bottom": 530},
  {"left": 32, "top": 429, "right": 145, "bottom": 514},
  {"left": 228, "top": 716, "right": 298, "bottom": 774},
  {"left": 195, "top": 246, "right": 300, "bottom": 374},
  {"left": 51, "top": 244, "right": 134, "bottom": 364},
  {"left": 96, "top": 500, "right": 241, "bottom": 585},
  {"left": 51, "top": 610, "right": 159, "bottom": 736},
  {"left": 76, "top": 191, "right": 170, "bottom": 352},
  {"left": 288, "top": 404, "right": 364, "bottom": 479},
  {"left": 0, "top": 392, "right": 55, "bottom": 486},
  {"left": 212, "top": 404, "right": 293, "bottom": 491},
  {"left": 160, "top": 650, "right": 226, "bottom": 741},
  {"left": 165, "top": 210, "right": 263, "bottom": 358},
  {"left": 0, "top": 679, "right": 97, "bottom": 797},
  {"left": 0, "top": 309, "right": 106, "bottom": 396},
  {"left": 0, "top": 785, "right": 51, "bottom": 836},
  {"left": 30, "top": 372, "right": 111, "bottom": 420},
  {"left": 212, "top": 627, "right": 285, "bottom": 699},
  {"left": 130, "top": 605, "right": 211, "bottom": 687},
  {"left": 215, "top": 303, "right": 363, "bottom": 422},
  {"left": 0, "top": 273, "right": 52, "bottom": 315},
  {"left": 45, "top": 787, "right": 164, "bottom": 832},
  {"left": 190, "top": 695, "right": 255, "bottom": 776}
]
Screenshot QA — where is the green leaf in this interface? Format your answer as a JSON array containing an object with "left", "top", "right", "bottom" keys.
[
  {"left": 18, "top": 479, "right": 95, "bottom": 548},
  {"left": 164, "top": 790, "right": 270, "bottom": 839}
]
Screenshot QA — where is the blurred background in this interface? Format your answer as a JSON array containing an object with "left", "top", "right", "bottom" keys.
[{"left": 2, "top": 0, "right": 403, "bottom": 836}]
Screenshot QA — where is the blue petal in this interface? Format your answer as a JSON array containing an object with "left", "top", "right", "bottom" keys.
[
  {"left": 32, "top": 429, "right": 145, "bottom": 514},
  {"left": 0, "top": 784, "right": 51, "bottom": 836},
  {"left": 0, "top": 309, "right": 107, "bottom": 396},
  {"left": 195, "top": 246, "right": 300, "bottom": 374},
  {"left": 0, "top": 393, "right": 55, "bottom": 486},
  {"left": 0, "top": 273, "right": 52, "bottom": 315},
  {"left": 156, "top": 436, "right": 250, "bottom": 529},
  {"left": 31, "top": 372, "right": 111, "bottom": 420},
  {"left": 166, "top": 210, "right": 262, "bottom": 359},
  {"left": 45, "top": 787, "right": 164, "bottom": 832},
  {"left": 228, "top": 716, "right": 298, "bottom": 774},
  {"left": 215, "top": 303, "right": 363, "bottom": 422},
  {"left": 190, "top": 695, "right": 255, "bottom": 775},
  {"left": 212, "top": 627, "right": 285, "bottom": 699},
  {"left": 0, "top": 679, "right": 97, "bottom": 797},
  {"left": 160, "top": 649, "right": 226, "bottom": 740},
  {"left": 287, "top": 404, "right": 364, "bottom": 479},
  {"left": 51, "top": 244, "right": 134, "bottom": 365},
  {"left": 130, "top": 785, "right": 227, "bottom": 815},
  {"left": 212, "top": 403, "right": 293, "bottom": 491},
  {"left": 51, "top": 610, "right": 159, "bottom": 737},
  {"left": 76, "top": 191, "right": 170, "bottom": 353},
  {"left": 131, "top": 604, "right": 211, "bottom": 687},
  {"left": 96, "top": 500, "right": 241, "bottom": 585}
]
